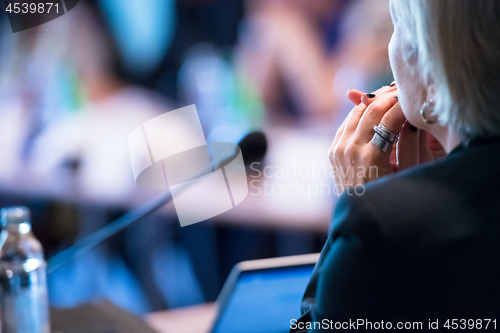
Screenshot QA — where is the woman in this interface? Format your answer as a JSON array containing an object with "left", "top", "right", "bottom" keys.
[{"left": 291, "top": 0, "right": 500, "bottom": 331}]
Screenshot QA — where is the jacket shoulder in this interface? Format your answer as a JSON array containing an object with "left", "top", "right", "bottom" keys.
[{"left": 331, "top": 158, "right": 478, "bottom": 248}]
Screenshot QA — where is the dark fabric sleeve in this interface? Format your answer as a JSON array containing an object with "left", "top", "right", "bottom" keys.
[
  {"left": 290, "top": 192, "right": 407, "bottom": 332},
  {"left": 312, "top": 193, "right": 411, "bottom": 331}
]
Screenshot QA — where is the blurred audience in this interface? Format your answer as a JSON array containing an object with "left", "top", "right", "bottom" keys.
[
  {"left": 0, "top": 0, "right": 396, "bottom": 317},
  {"left": 0, "top": 1, "right": 174, "bottom": 313},
  {"left": 26, "top": 2, "right": 171, "bottom": 201},
  {"left": 236, "top": 0, "right": 393, "bottom": 123}
]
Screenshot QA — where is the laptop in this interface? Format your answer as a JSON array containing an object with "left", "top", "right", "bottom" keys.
[{"left": 210, "top": 253, "right": 319, "bottom": 333}]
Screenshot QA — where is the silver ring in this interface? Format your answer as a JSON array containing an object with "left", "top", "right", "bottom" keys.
[
  {"left": 373, "top": 124, "right": 399, "bottom": 144},
  {"left": 371, "top": 132, "right": 392, "bottom": 153},
  {"left": 370, "top": 124, "right": 399, "bottom": 153}
]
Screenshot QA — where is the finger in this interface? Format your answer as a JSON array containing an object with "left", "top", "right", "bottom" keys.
[
  {"left": 427, "top": 133, "right": 447, "bottom": 160},
  {"left": 330, "top": 101, "right": 362, "bottom": 161},
  {"left": 397, "top": 121, "right": 420, "bottom": 171},
  {"left": 390, "top": 142, "right": 397, "bottom": 166},
  {"left": 332, "top": 156, "right": 346, "bottom": 192},
  {"left": 331, "top": 114, "right": 348, "bottom": 149},
  {"left": 360, "top": 93, "right": 376, "bottom": 106},
  {"left": 360, "top": 85, "right": 398, "bottom": 106},
  {"left": 334, "top": 89, "right": 367, "bottom": 149},
  {"left": 379, "top": 100, "right": 406, "bottom": 139},
  {"left": 390, "top": 142, "right": 398, "bottom": 172},
  {"left": 365, "top": 101, "right": 406, "bottom": 158},
  {"left": 336, "top": 85, "right": 398, "bottom": 147},
  {"left": 342, "top": 85, "right": 397, "bottom": 142},
  {"left": 355, "top": 93, "right": 400, "bottom": 143},
  {"left": 338, "top": 102, "right": 367, "bottom": 144},
  {"left": 347, "top": 89, "right": 364, "bottom": 105}
]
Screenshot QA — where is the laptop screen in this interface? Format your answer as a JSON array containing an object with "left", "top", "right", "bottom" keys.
[{"left": 212, "top": 264, "right": 314, "bottom": 333}]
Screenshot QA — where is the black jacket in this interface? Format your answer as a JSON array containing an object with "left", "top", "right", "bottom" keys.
[{"left": 291, "top": 138, "right": 500, "bottom": 332}]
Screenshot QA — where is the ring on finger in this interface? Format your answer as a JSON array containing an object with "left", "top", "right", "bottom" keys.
[{"left": 370, "top": 124, "right": 399, "bottom": 153}]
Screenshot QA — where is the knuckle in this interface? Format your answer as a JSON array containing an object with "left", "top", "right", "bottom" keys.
[
  {"left": 329, "top": 144, "right": 343, "bottom": 164},
  {"left": 328, "top": 146, "right": 335, "bottom": 164},
  {"left": 381, "top": 113, "right": 400, "bottom": 131},
  {"left": 334, "top": 126, "right": 344, "bottom": 139},
  {"left": 344, "top": 143, "right": 358, "bottom": 160},
  {"left": 332, "top": 145, "right": 344, "bottom": 159},
  {"left": 365, "top": 100, "right": 384, "bottom": 116}
]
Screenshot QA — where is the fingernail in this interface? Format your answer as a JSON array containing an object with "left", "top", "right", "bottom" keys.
[
  {"left": 364, "top": 93, "right": 376, "bottom": 98},
  {"left": 410, "top": 125, "right": 418, "bottom": 132},
  {"left": 394, "top": 96, "right": 398, "bottom": 101},
  {"left": 389, "top": 81, "right": 396, "bottom": 87}
]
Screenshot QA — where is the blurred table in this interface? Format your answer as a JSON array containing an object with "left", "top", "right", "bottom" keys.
[
  {"left": 0, "top": 124, "right": 334, "bottom": 318},
  {"left": 0, "top": 124, "right": 336, "bottom": 232},
  {"left": 145, "top": 303, "right": 216, "bottom": 333},
  {"left": 214, "top": 126, "right": 335, "bottom": 232}
]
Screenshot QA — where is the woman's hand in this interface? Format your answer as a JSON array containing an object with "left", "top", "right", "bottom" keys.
[{"left": 329, "top": 85, "right": 446, "bottom": 192}]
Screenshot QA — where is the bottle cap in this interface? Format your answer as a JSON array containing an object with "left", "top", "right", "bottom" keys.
[{"left": 0, "top": 206, "right": 32, "bottom": 227}]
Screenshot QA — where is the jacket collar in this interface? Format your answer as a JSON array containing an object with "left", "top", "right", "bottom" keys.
[{"left": 449, "top": 136, "right": 500, "bottom": 156}]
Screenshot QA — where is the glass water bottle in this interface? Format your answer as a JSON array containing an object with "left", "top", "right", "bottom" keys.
[{"left": 0, "top": 206, "right": 50, "bottom": 333}]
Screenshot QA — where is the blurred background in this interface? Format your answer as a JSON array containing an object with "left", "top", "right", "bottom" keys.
[{"left": 0, "top": 0, "right": 392, "bottom": 317}]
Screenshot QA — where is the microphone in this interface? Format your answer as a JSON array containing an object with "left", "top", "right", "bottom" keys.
[{"left": 46, "top": 131, "right": 267, "bottom": 274}]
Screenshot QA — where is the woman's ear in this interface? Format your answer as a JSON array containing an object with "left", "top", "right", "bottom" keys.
[
  {"left": 422, "top": 83, "right": 440, "bottom": 124},
  {"left": 426, "top": 84, "right": 436, "bottom": 102}
]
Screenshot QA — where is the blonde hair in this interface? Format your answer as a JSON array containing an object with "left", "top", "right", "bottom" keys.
[{"left": 391, "top": 0, "right": 500, "bottom": 137}]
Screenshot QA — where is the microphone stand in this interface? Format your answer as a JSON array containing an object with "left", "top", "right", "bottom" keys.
[
  {"left": 46, "top": 131, "right": 267, "bottom": 274},
  {"left": 47, "top": 190, "right": 173, "bottom": 274}
]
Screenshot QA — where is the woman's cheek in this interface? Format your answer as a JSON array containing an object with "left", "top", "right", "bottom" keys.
[
  {"left": 388, "top": 31, "right": 424, "bottom": 123},
  {"left": 388, "top": 30, "right": 402, "bottom": 82}
]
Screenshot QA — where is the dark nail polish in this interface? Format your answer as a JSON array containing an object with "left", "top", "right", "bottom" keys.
[
  {"left": 394, "top": 96, "right": 398, "bottom": 101},
  {"left": 364, "top": 93, "right": 376, "bottom": 98},
  {"left": 410, "top": 125, "right": 418, "bottom": 132},
  {"left": 389, "top": 81, "right": 396, "bottom": 87}
]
